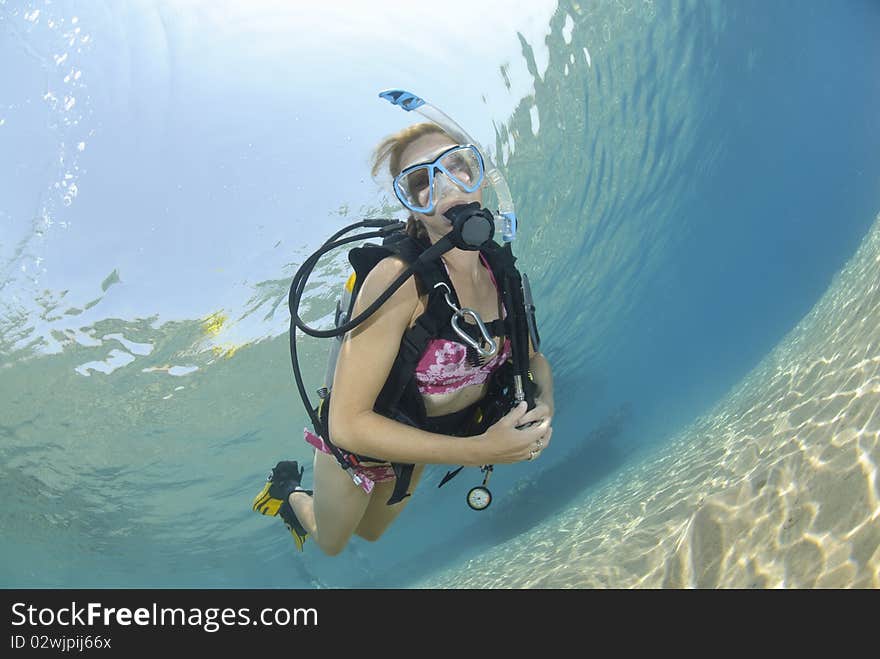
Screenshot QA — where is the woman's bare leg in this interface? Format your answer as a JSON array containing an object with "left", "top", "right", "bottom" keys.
[
  {"left": 289, "top": 453, "right": 427, "bottom": 554},
  {"left": 290, "top": 450, "right": 371, "bottom": 556}
]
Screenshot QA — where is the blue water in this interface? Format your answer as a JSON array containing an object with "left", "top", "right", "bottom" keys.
[{"left": 2, "top": 0, "right": 878, "bottom": 588}]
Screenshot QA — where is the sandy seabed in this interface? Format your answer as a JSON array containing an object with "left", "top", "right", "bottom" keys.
[{"left": 419, "top": 214, "right": 880, "bottom": 589}]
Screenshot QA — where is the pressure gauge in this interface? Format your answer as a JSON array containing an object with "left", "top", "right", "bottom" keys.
[{"left": 467, "top": 485, "right": 492, "bottom": 511}]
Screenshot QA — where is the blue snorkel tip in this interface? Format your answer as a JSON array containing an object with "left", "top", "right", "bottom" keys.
[{"left": 378, "top": 89, "right": 426, "bottom": 112}]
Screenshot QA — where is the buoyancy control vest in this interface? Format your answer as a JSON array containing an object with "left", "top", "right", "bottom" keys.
[{"left": 310, "top": 229, "right": 537, "bottom": 505}]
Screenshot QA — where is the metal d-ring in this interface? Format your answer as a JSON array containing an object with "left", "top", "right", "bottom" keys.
[{"left": 434, "top": 282, "right": 499, "bottom": 359}]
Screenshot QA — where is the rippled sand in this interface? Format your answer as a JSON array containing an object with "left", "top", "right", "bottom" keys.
[{"left": 418, "top": 214, "right": 880, "bottom": 589}]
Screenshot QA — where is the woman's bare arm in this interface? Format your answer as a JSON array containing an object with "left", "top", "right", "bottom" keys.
[{"left": 328, "top": 257, "right": 489, "bottom": 466}]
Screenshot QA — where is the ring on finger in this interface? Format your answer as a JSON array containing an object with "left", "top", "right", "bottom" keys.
[
  {"left": 535, "top": 439, "right": 543, "bottom": 450},
  {"left": 528, "top": 449, "right": 538, "bottom": 461}
]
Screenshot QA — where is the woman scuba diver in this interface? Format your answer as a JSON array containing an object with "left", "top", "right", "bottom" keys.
[{"left": 252, "top": 95, "right": 554, "bottom": 556}]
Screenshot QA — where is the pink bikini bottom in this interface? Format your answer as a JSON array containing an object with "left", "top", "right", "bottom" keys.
[{"left": 303, "top": 428, "right": 396, "bottom": 495}]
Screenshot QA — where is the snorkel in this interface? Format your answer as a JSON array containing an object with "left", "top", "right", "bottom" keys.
[{"left": 378, "top": 89, "right": 518, "bottom": 243}]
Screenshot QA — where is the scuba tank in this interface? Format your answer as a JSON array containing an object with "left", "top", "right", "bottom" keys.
[{"left": 317, "top": 272, "right": 356, "bottom": 403}]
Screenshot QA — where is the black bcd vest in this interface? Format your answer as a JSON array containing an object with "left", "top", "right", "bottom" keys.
[{"left": 315, "top": 231, "right": 534, "bottom": 505}]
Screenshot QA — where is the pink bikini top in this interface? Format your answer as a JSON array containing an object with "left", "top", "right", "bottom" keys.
[{"left": 413, "top": 254, "right": 511, "bottom": 396}]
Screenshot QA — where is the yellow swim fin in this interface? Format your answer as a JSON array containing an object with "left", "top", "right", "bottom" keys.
[{"left": 252, "top": 460, "right": 313, "bottom": 551}]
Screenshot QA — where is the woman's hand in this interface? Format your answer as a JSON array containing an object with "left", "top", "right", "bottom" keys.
[
  {"left": 473, "top": 401, "right": 553, "bottom": 464},
  {"left": 517, "top": 397, "right": 553, "bottom": 428}
]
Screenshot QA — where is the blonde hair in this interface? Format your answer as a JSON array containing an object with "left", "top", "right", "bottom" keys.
[{"left": 371, "top": 122, "right": 452, "bottom": 241}]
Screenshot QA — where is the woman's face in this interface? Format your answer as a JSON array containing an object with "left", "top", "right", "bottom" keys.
[{"left": 397, "top": 132, "right": 484, "bottom": 239}]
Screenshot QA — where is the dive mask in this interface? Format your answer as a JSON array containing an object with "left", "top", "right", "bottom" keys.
[{"left": 393, "top": 144, "right": 484, "bottom": 214}]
